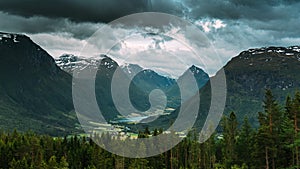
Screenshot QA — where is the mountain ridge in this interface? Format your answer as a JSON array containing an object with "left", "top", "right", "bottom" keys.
[
  {"left": 129, "top": 45, "right": 300, "bottom": 131},
  {"left": 0, "top": 32, "right": 79, "bottom": 136}
]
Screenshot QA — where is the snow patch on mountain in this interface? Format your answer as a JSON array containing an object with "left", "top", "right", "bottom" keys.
[
  {"left": 55, "top": 54, "right": 99, "bottom": 74},
  {"left": 239, "top": 46, "right": 300, "bottom": 60},
  {"left": 0, "top": 32, "right": 20, "bottom": 43},
  {"left": 120, "top": 63, "right": 144, "bottom": 78}
]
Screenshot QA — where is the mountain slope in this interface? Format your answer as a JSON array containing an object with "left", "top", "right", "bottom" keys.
[
  {"left": 166, "top": 65, "right": 209, "bottom": 105},
  {"left": 0, "top": 32, "right": 78, "bottom": 136},
  {"left": 223, "top": 46, "right": 300, "bottom": 126},
  {"left": 120, "top": 63, "right": 144, "bottom": 79},
  {"left": 57, "top": 56, "right": 209, "bottom": 110},
  {"left": 92, "top": 56, "right": 152, "bottom": 120},
  {"left": 131, "top": 46, "right": 300, "bottom": 131},
  {"left": 121, "top": 63, "right": 176, "bottom": 93}
]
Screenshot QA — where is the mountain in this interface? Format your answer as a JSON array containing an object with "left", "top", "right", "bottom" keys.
[
  {"left": 121, "top": 64, "right": 210, "bottom": 108},
  {"left": 92, "top": 56, "right": 151, "bottom": 120},
  {"left": 55, "top": 54, "right": 83, "bottom": 74},
  {"left": 120, "top": 63, "right": 180, "bottom": 110},
  {"left": 121, "top": 63, "right": 176, "bottom": 92},
  {"left": 120, "top": 63, "right": 144, "bottom": 79},
  {"left": 223, "top": 46, "right": 300, "bottom": 126},
  {"left": 166, "top": 65, "right": 210, "bottom": 105},
  {"left": 0, "top": 33, "right": 149, "bottom": 135},
  {"left": 5, "top": 31, "right": 298, "bottom": 135},
  {"left": 0, "top": 32, "right": 79, "bottom": 136},
  {"left": 58, "top": 56, "right": 209, "bottom": 110},
  {"left": 130, "top": 46, "right": 300, "bottom": 132},
  {"left": 185, "top": 65, "right": 210, "bottom": 89}
]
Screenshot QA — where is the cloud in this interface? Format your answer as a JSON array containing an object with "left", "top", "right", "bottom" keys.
[
  {"left": 29, "top": 33, "right": 87, "bottom": 58},
  {"left": 2, "top": 0, "right": 298, "bottom": 23},
  {"left": 0, "top": 12, "right": 103, "bottom": 39},
  {"left": 195, "top": 19, "right": 226, "bottom": 32},
  {"left": 0, "top": 0, "right": 148, "bottom": 23},
  {"left": 1, "top": 0, "right": 299, "bottom": 45},
  {"left": 182, "top": 0, "right": 300, "bottom": 21},
  {"left": 107, "top": 32, "right": 221, "bottom": 77}
]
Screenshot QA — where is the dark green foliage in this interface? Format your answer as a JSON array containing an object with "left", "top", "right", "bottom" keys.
[
  {"left": 223, "top": 48, "right": 300, "bottom": 127},
  {"left": 221, "top": 112, "right": 238, "bottom": 168},
  {"left": 236, "top": 116, "right": 253, "bottom": 167},
  {"left": 1, "top": 89, "right": 300, "bottom": 169},
  {"left": 0, "top": 130, "right": 215, "bottom": 169}
]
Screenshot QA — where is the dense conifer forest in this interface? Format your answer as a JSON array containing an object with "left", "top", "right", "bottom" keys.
[{"left": 1, "top": 89, "right": 300, "bottom": 169}]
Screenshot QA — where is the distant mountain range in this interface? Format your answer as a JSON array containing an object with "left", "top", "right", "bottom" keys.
[
  {"left": 56, "top": 54, "right": 209, "bottom": 109},
  {"left": 1, "top": 31, "right": 300, "bottom": 135}
]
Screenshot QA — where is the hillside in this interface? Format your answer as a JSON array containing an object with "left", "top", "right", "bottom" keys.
[
  {"left": 224, "top": 46, "right": 300, "bottom": 126},
  {"left": 0, "top": 32, "right": 79, "bottom": 136},
  {"left": 130, "top": 46, "right": 300, "bottom": 131}
]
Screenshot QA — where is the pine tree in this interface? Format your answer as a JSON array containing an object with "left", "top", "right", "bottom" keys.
[
  {"left": 236, "top": 116, "right": 253, "bottom": 167},
  {"left": 280, "top": 101, "right": 294, "bottom": 168},
  {"left": 48, "top": 155, "right": 58, "bottom": 169},
  {"left": 221, "top": 112, "right": 238, "bottom": 168},
  {"left": 59, "top": 156, "right": 69, "bottom": 169},
  {"left": 292, "top": 91, "right": 300, "bottom": 168},
  {"left": 256, "top": 89, "right": 282, "bottom": 169}
]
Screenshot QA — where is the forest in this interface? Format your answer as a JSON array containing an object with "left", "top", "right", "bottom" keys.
[{"left": 1, "top": 89, "right": 300, "bottom": 169}]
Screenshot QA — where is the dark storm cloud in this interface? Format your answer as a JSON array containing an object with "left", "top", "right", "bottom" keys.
[
  {"left": 0, "top": 0, "right": 299, "bottom": 63},
  {"left": 0, "top": 12, "right": 102, "bottom": 39},
  {"left": 0, "top": 0, "right": 299, "bottom": 23},
  {"left": 0, "top": 0, "right": 148, "bottom": 23},
  {"left": 178, "top": 0, "right": 300, "bottom": 48},
  {"left": 182, "top": 0, "right": 300, "bottom": 21}
]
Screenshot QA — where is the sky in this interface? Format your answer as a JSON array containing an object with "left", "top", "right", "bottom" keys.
[{"left": 0, "top": 0, "right": 299, "bottom": 77}]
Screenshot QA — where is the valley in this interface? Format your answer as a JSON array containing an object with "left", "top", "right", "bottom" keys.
[{"left": 1, "top": 31, "right": 300, "bottom": 137}]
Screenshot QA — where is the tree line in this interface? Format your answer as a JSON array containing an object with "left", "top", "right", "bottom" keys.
[{"left": 1, "top": 89, "right": 300, "bottom": 169}]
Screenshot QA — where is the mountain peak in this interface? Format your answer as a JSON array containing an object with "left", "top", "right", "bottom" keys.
[
  {"left": 0, "top": 32, "right": 59, "bottom": 75},
  {"left": 0, "top": 32, "right": 77, "bottom": 135},
  {"left": 188, "top": 65, "right": 206, "bottom": 73},
  {"left": 189, "top": 64, "right": 197, "bottom": 69},
  {"left": 185, "top": 65, "right": 208, "bottom": 78},
  {"left": 175, "top": 65, "right": 209, "bottom": 95}
]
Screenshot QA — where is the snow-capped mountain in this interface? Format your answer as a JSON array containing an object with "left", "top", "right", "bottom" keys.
[
  {"left": 55, "top": 54, "right": 121, "bottom": 75},
  {"left": 56, "top": 55, "right": 177, "bottom": 91},
  {"left": 55, "top": 54, "right": 209, "bottom": 111},
  {"left": 55, "top": 54, "right": 101, "bottom": 74}
]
